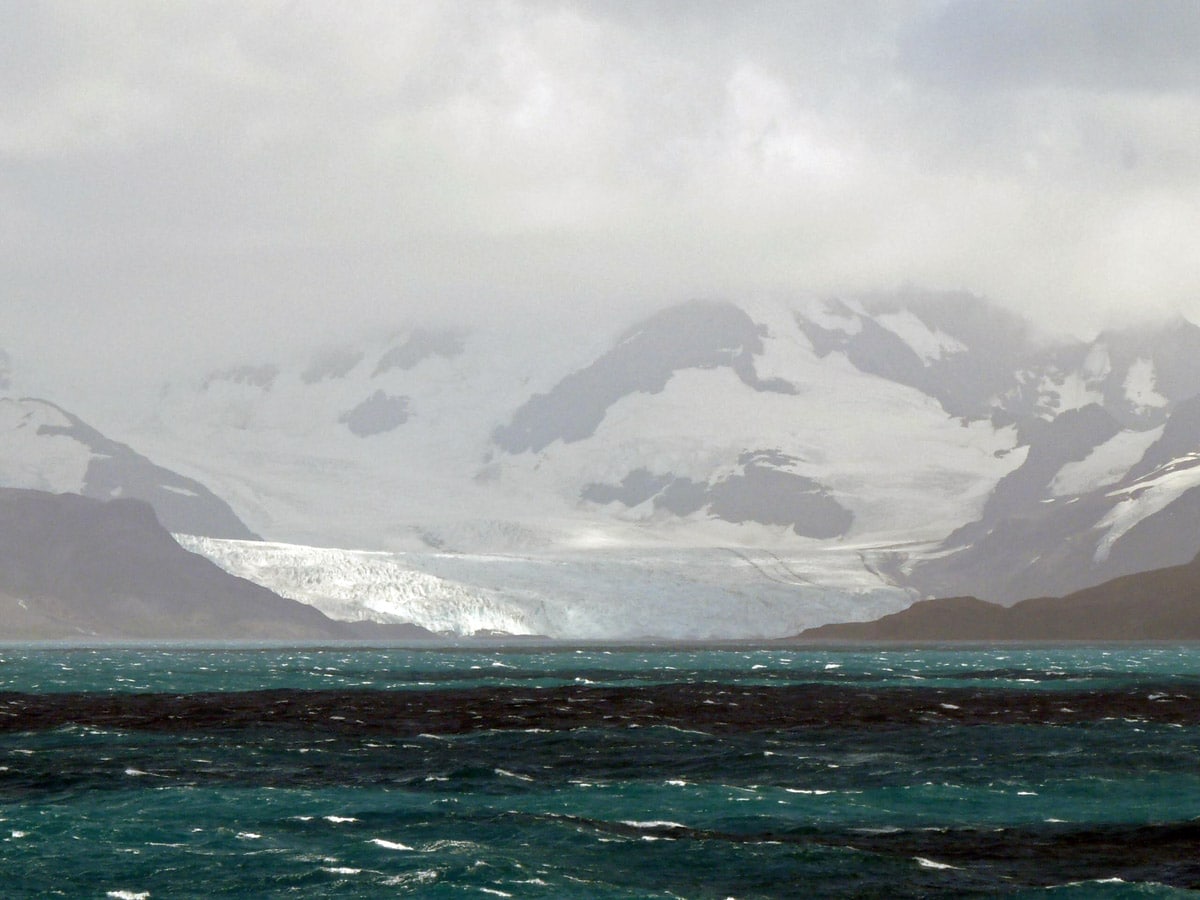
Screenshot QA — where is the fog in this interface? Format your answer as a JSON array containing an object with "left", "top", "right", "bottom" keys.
[{"left": 3, "top": 0, "right": 1199, "bottom": 402}]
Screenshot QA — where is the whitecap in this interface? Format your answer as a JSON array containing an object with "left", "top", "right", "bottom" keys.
[
  {"left": 381, "top": 869, "right": 439, "bottom": 887},
  {"left": 494, "top": 768, "right": 534, "bottom": 782},
  {"left": 324, "top": 816, "right": 358, "bottom": 824},
  {"left": 370, "top": 838, "right": 415, "bottom": 851},
  {"left": 236, "top": 832, "right": 262, "bottom": 840},
  {"left": 915, "top": 857, "right": 958, "bottom": 870},
  {"left": 421, "top": 839, "right": 477, "bottom": 853},
  {"left": 321, "top": 867, "right": 362, "bottom": 875},
  {"left": 620, "top": 820, "right": 687, "bottom": 830},
  {"left": 660, "top": 725, "right": 709, "bottom": 736},
  {"left": 1054, "top": 877, "right": 1131, "bottom": 887},
  {"left": 106, "top": 892, "right": 150, "bottom": 899}
]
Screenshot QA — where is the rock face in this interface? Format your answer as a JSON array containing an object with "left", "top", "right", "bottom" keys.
[
  {"left": 798, "top": 552, "right": 1200, "bottom": 641},
  {"left": 338, "top": 390, "right": 410, "bottom": 436},
  {"left": 581, "top": 451, "right": 853, "bottom": 539},
  {"left": 0, "top": 487, "right": 425, "bottom": 640},
  {"left": 907, "top": 395, "right": 1200, "bottom": 603},
  {"left": 493, "top": 300, "right": 796, "bottom": 454}
]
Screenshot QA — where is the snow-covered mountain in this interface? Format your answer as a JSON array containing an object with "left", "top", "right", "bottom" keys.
[
  {"left": 10, "top": 292, "right": 1200, "bottom": 638},
  {"left": 124, "top": 296, "right": 1033, "bottom": 552}
]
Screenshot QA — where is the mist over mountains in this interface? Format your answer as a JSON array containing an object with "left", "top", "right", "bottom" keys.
[{"left": 4, "top": 291, "right": 1200, "bottom": 639}]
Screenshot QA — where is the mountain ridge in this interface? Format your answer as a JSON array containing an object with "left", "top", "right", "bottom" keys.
[
  {"left": 796, "top": 550, "right": 1200, "bottom": 642},
  {"left": 0, "top": 487, "right": 433, "bottom": 641},
  {"left": 7, "top": 291, "right": 1200, "bottom": 638}
]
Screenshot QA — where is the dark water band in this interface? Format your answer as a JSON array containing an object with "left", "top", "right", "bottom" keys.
[
  {"left": 3, "top": 682, "right": 1199, "bottom": 733},
  {"left": 540, "top": 813, "right": 1200, "bottom": 890}
]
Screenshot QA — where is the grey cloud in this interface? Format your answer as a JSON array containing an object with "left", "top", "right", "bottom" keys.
[
  {"left": 2, "top": 0, "right": 1200, "bottom": 407},
  {"left": 901, "top": 0, "right": 1200, "bottom": 93}
]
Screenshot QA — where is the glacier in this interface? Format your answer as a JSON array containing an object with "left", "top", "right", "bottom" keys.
[{"left": 177, "top": 535, "right": 915, "bottom": 640}]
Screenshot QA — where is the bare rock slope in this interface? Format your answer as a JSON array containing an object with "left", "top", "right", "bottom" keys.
[{"left": 798, "top": 552, "right": 1200, "bottom": 642}]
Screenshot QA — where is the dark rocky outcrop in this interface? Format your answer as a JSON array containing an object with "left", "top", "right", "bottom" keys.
[
  {"left": 373, "top": 328, "right": 465, "bottom": 377},
  {"left": 797, "top": 292, "right": 1035, "bottom": 421},
  {"left": 301, "top": 348, "right": 365, "bottom": 383},
  {"left": 495, "top": 300, "right": 795, "bottom": 454},
  {"left": 338, "top": 390, "right": 410, "bottom": 436},
  {"left": 582, "top": 451, "right": 853, "bottom": 538},
  {"left": 202, "top": 364, "right": 279, "bottom": 391}
]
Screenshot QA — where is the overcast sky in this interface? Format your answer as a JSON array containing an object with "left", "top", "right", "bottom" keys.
[{"left": 3, "top": 0, "right": 1200, "bottom": 392}]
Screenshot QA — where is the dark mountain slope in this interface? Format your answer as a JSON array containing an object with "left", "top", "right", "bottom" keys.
[
  {"left": 798, "top": 551, "right": 1200, "bottom": 642},
  {"left": 0, "top": 488, "right": 430, "bottom": 640}
]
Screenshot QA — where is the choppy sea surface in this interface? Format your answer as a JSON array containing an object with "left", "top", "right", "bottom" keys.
[{"left": 1, "top": 644, "right": 1199, "bottom": 898}]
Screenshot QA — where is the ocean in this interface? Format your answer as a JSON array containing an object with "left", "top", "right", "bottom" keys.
[{"left": 1, "top": 644, "right": 1198, "bottom": 898}]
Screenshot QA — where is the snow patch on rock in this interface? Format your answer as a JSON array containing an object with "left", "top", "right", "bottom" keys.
[
  {"left": 1124, "top": 358, "right": 1168, "bottom": 412},
  {"left": 875, "top": 310, "right": 967, "bottom": 364},
  {"left": 0, "top": 398, "right": 91, "bottom": 494},
  {"left": 1050, "top": 426, "right": 1163, "bottom": 497},
  {"left": 1037, "top": 372, "right": 1104, "bottom": 417},
  {"left": 1093, "top": 455, "right": 1200, "bottom": 561}
]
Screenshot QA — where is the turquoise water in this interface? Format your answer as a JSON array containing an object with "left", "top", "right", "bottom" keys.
[{"left": 1, "top": 644, "right": 1198, "bottom": 897}]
